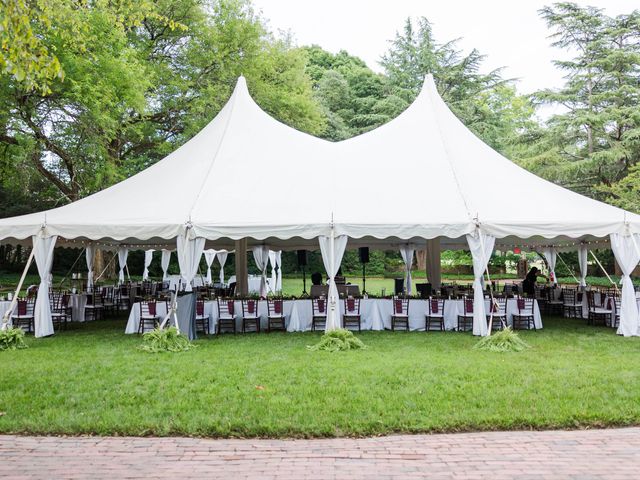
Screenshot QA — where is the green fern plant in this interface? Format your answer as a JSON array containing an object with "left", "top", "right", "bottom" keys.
[
  {"left": 139, "top": 327, "right": 195, "bottom": 353},
  {"left": 473, "top": 327, "right": 530, "bottom": 353},
  {"left": 307, "top": 328, "right": 367, "bottom": 352},
  {"left": 0, "top": 327, "right": 28, "bottom": 351}
]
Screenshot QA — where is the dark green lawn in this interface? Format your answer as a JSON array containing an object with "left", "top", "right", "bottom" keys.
[{"left": 1, "top": 317, "right": 639, "bottom": 438}]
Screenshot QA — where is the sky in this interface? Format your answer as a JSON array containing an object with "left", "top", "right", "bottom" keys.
[{"left": 251, "top": 0, "right": 637, "bottom": 95}]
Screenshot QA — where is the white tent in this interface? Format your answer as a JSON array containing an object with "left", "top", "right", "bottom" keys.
[{"left": 1, "top": 75, "right": 639, "bottom": 336}]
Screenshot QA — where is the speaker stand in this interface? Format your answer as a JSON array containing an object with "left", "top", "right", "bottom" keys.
[
  {"left": 362, "top": 263, "right": 366, "bottom": 295},
  {"left": 302, "top": 265, "right": 308, "bottom": 296}
]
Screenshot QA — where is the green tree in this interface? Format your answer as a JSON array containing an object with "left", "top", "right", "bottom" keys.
[
  {"left": 379, "top": 17, "right": 534, "bottom": 153},
  {"left": 525, "top": 3, "right": 640, "bottom": 196},
  {"left": 0, "top": 0, "right": 325, "bottom": 207}
]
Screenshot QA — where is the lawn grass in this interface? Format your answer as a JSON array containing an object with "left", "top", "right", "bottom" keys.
[{"left": 0, "top": 316, "right": 639, "bottom": 438}]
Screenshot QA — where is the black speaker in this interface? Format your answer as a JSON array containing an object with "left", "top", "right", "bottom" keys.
[
  {"left": 359, "top": 247, "right": 370, "bottom": 264},
  {"left": 297, "top": 250, "right": 308, "bottom": 267}
]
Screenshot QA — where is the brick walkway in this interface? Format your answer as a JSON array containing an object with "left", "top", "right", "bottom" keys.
[{"left": 1, "top": 428, "right": 639, "bottom": 479}]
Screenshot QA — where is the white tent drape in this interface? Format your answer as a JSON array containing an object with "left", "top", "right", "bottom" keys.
[
  {"left": 85, "top": 243, "right": 95, "bottom": 291},
  {"left": 268, "top": 250, "right": 277, "bottom": 293},
  {"left": 399, "top": 244, "right": 415, "bottom": 295},
  {"left": 578, "top": 245, "right": 588, "bottom": 288},
  {"left": 252, "top": 246, "right": 270, "bottom": 298},
  {"left": 176, "top": 234, "right": 205, "bottom": 292},
  {"left": 142, "top": 249, "right": 154, "bottom": 281},
  {"left": 610, "top": 233, "right": 640, "bottom": 337},
  {"left": 117, "top": 247, "right": 128, "bottom": 284},
  {"left": 542, "top": 247, "right": 558, "bottom": 285},
  {"left": 466, "top": 232, "right": 495, "bottom": 337},
  {"left": 217, "top": 250, "right": 228, "bottom": 284},
  {"left": 161, "top": 250, "right": 171, "bottom": 281},
  {"left": 318, "top": 234, "right": 348, "bottom": 332},
  {"left": 203, "top": 249, "right": 217, "bottom": 285},
  {"left": 275, "top": 250, "right": 282, "bottom": 291},
  {"left": 33, "top": 235, "right": 57, "bottom": 338}
]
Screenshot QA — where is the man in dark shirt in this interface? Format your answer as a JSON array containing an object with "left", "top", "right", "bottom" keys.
[{"left": 522, "top": 267, "right": 547, "bottom": 295}]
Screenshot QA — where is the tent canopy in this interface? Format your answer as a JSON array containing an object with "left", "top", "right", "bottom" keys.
[{"left": 1, "top": 75, "right": 639, "bottom": 251}]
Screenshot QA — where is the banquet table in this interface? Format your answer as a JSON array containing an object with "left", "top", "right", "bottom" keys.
[{"left": 125, "top": 298, "right": 542, "bottom": 334}]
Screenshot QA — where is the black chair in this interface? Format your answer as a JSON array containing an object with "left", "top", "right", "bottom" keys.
[
  {"left": 343, "top": 297, "right": 361, "bottom": 331},
  {"left": 138, "top": 300, "right": 160, "bottom": 334},
  {"left": 512, "top": 297, "right": 536, "bottom": 330},
  {"left": 311, "top": 298, "right": 327, "bottom": 332},
  {"left": 241, "top": 299, "right": 260, "bottom": 333},
  {"left": 267, "top": 298, "right": 286, "bottom": 332},
  {"left": 11, "top": 299, "right": 34, "bottom": 333},
  {"left": 457, "top": 297, "right": 474, "bottom": 332},
  {"left": 391, "top": 296, "right": 409, "bottom": 331},
  {"left": 195, "top": 299, "right": 210, "bottom": 334},
  {"left": 217, "top": 298, "right": 236, "bottom": 334},
  {"left": 425, "top": 297, "right": 445, "bottom": 331}
]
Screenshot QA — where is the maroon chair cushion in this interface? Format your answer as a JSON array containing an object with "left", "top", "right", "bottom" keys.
[
  {"left": 247, "top": 300, "right": 255, "bottom": 314},
  {"left": 430, "top": 299, "right": 439, "bottom": 314},
  {"left": 347, "top": 298, "right": 355, "bottom": 312},
  {"left": 274, "top": 300, "right": 282, "bottom": 314},
  {"left": 17, "top": 300, "right": 27, "bottom": 316},
  {"left": 317, "top": 299, "right": 325, "bottom": 313},
  {"left": 395, "top": 299, "right": 403, "bottom": 314},
  {"left": 517, "top": 298, "right": 525, "bottom": 310},
  {"left": 196, "top": 300, "right": 204, "bottom": 316},
  {"left": 148, "top": 302, "right": 157, "bottom": 316},
  {"left": 227, "top": 301, "right": 235, "bottom": 315},
  {"left": 465, "top": 299, "right": 474, "bottom": 313}
]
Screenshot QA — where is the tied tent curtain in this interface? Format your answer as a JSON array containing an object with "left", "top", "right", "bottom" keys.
[
  {"left": 275, "top": 250, "right": 282, "bottom": 291},
  {"left": 318, "top": 234, "right": 348, "bottom": 332},
  {"left": 217, "top": 250, "right": 228, "bottom": 284},
  {"left": 32, "top": 235, "right": 57, "bottom": 338},
  {"left": 542, "top": 247, "right": 558, "bottom": 285},
  {"left": 399, "top": 244, "right": 415, "bottom": 295},
  {"left": 142, "top": 249, "right": 154, "bottom": 281},
  {"left": 268, "top": 250, "right": 277, "bottom": 293},
  {"left": 176, "top": 234, "right": 205, "bottom": 292},
  {"left": 252, "top": 246, "right": 270, "bottom": 298},
  {"left": 117, "top": 247, "right": 129, "bottom": 284},
  {"left": 466, "top": 232, "right": 495, "bottom": 337},
  {"left": 85, "top": 243, "right": 95, "bottom": 291},
  {"left": 203, "top": 250, "right": 217, "bottom": 285},
  {"left": 578, "top": 245, "right": 588, "bottom": 288},
  {"left": 610, "top": 233, "right": 640, "bottom": 337},
  {"left": 161, "top": 250, "right": 171, "bottom": 281}
]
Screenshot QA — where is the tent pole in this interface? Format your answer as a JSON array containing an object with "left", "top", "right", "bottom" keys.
[
  {"left": 589, "top": 250, "right": 619, "bottom": 292},
  {"left": 1, "top": 248, "right": 36, "bottom": 329}
]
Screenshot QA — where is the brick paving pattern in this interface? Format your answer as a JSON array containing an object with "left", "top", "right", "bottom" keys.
[{"left": 0, "top": 427, "right": 639, "bottom": 479}]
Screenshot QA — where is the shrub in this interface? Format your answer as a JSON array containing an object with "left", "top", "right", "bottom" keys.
[
  {"left": 0, "top": 327, "right": 28, "bottom": 351},
  {"left": 307, "top": 328, "right": 367, "bottom": 352},
  {"left": 473, "top": 328, "right": 530, "bottom": 353},
  {"left": 139, "top": 327, "right": 195, "bottom": 353}
]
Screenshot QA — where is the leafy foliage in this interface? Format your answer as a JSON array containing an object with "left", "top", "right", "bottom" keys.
[
  {"left": 0, "top": 326, "right": 28, "bottom": 351},
  {"left": 517, "top": 3, "right": 640, "bottom": 198},
  {"left": 307, "top": 328, "right": 367, "bottom": 352},
  {"left": 474, "top": 328, "right": 530, "bottom": 353},
  {"left": 139, "top": 326, "right": 195, "bottom": 353}
]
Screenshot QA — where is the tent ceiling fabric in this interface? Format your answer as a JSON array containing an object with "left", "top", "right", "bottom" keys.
[{"left": 1, "top": 75, "right": 639, "bottom": 248}]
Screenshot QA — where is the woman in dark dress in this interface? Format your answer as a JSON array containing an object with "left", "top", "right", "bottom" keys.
[{"left": 522, "top": 267, "right": 547, "bottom": 295}]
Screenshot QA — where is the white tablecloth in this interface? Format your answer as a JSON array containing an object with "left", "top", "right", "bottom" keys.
[
  {"left": 125, "top": 298, "right": 542, "bottom": 334},
  {"left": 0, "top": 301, "right": 14, "bottom": 323},
  {"left": 70, "top": 293, "right": 88, "bottom": 322}
]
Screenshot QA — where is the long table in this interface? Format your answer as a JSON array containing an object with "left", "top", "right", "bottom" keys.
[{"left": 125, "top": 298, "right": 543, "bottom": 334}]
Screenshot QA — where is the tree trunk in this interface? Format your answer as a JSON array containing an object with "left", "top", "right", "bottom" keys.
[{"left": 416, "top": 250, "right": 427, "bottom": 271}]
